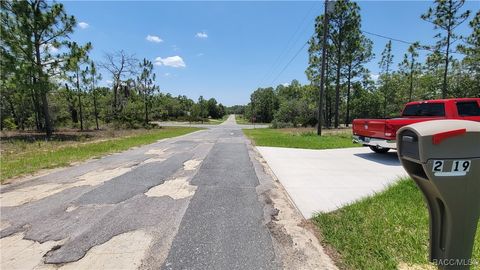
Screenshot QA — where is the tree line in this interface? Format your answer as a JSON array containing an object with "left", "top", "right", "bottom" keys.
[
  {"left": 244, "top": 0, "right": 479, "bottom": 128},
  {"left": 0, "top": 0, "right": 226, "bottom": 136}
]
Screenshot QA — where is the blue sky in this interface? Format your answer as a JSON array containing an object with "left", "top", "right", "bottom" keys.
[{"left": 62, "top": 1, "right": 478, "bottom": 106}]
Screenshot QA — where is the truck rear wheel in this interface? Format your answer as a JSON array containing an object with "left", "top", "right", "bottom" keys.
[{"left": 369, "top": 146, "right": 390, "bottom": 154}]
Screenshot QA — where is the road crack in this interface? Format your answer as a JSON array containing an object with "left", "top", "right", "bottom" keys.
[{"left": 247, "top": 140, "right": 338, "bottom": 270}]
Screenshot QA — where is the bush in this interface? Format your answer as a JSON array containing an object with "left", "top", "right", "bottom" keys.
[
  {"left": 2, "top": 117, "right": 17, "bottom": 130},
  {"left": 299, "top": 131, "right": 316, "bottom": 137},
  {"left": 271, "top": 119, "right": 291, "bottom": 129}
]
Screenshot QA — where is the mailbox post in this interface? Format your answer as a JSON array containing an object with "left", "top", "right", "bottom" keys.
[{"left": 397, "top": 120, "right": 480, "bottom": 270}]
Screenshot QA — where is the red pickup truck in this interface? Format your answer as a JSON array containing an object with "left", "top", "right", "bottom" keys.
[{"left": 352, "top": 98, "right": 480, "bottom": 153}]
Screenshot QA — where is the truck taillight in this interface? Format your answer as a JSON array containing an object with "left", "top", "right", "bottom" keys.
[{"left": 385, "top": 124, "right": 395, "bottom": 137}]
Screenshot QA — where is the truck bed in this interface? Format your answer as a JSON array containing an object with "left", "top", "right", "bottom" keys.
[{"left": 352, "top": 98, "right": 480, "bottom": 152}]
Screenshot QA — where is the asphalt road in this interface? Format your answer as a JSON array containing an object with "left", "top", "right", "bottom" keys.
[{"left": 0, "top": 115, "right": 336, "bottom": 270}]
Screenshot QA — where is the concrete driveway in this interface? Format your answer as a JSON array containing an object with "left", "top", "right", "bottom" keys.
[{"left": 256, "top": 147, "right": 407, "bottom": 218}]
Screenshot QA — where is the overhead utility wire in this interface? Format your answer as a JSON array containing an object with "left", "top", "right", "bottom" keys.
[
  {"left": 270, "top": 40, "right": 310, "bottom": 85},
  {"left": 362, "top": 30, "right": 466, "bottom": 55},
  {"left": 260, "top": 1, "right": 321, "bottom": 86},
  {"left": 268, "top": 29, "right": 467, "bottom": 87}
]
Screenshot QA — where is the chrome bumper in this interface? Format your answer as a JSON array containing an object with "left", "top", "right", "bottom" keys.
[{"left": 352, "top": 135, "right": 397, "bottom": 149}]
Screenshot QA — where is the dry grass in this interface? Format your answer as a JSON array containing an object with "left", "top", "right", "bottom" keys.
[
  {"left": 276, "top": 127, "right": 352, "bottom": 136},
  {"left": 0, "top": 127, "right": 201, "bottom": 182}
]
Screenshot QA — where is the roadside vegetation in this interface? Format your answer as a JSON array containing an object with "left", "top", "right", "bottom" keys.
[
  {"left": 167, "top": 114, "right": 229, "bottom": 125},
  {"left": 235, "top": 114, "right": 267, "bottom": 125},
  {"left": 235, "top": 115, "right": 252, "bottom": 125},
  {"left": 243, "top": 128, "right": 359, "bottom": 149},
  {"left": 1, "top": 1, "right": 228, "bottom": 136},
  {"left": 207, "top": 115, "right": 228, "bottom": 125},
  {"left": 235, "top": 1, "right": 478, "bottom": 130},
  {"left": 0, "top": 127, "right": 201, "bottom": 182},
  {"left": 313, "top": 179, "right": 480, "bottom": 270}
]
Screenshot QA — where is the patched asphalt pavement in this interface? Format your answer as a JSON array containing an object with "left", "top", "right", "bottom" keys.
[{"left": 0, "top": 115, "right": 337, "bottom": 270}]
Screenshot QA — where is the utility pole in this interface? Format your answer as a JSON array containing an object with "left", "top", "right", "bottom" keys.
[{"left": 317, "top": 0, "right": 331, "bottom": 136}]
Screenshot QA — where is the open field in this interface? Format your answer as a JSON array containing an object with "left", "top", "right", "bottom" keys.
[
  {"left": 0, "top": 127, "right": 202, "bottom": 182},
  {"left": 313, "top": 179, "right": 480, "bottom": 270},
  {"left": 243, "top": 127, "right": 359, "bottom": 150}
]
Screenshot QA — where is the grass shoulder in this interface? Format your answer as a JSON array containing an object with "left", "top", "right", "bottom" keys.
[
  {"left": 242, "top": 127, "right": 359, "bottom": 150},
  {"left": 313, "top": 179, "right": 480, "bottom": 269},
  {"left": 235, "top": 115, "right": 269, "bottom": 125},
  {"left": 0, "top": 126, "right": 202, "bottom": 182},
  {"left": 235, "top": 115, "right": 252, "bottom": 125},
  {"left": 154, "top": 116, "right": 227, "bottom": 125},
  {"left": 207, "top": 115, "right": 229, "bottom": 125}
]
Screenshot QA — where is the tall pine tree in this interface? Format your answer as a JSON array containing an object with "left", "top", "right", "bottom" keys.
[{"left": 421, "top": 0, "right": 470, "bottom": 98}]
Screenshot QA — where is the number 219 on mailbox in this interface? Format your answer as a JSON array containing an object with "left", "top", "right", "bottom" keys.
[{"left": 432, "top": 160, "right": 471, "bottom": 176}]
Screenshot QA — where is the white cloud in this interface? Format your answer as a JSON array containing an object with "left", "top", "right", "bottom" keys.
[
  {"left": 370, "top": 73, "right": 380, "bottom": 81},
  {"left": 146, "top": 35, "right": 163, "bottom": 43},
  {"left": 78, "top": 22, "right": 89, "bottom": 29},
  {"left": 195, "top": 31, "right": 208, "bottom": 39},
  {"left": 281, "top": 82, "right": 290, "bottom": 87},
  {"left": 197, "top": 53, "right": 204, "bottom": 57},
  {"left": 154, "top": 56, "right": 186, "bottom": 68}
]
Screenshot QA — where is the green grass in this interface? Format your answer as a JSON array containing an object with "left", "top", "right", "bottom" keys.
[
  {"left": 313, "top": 179, "right": 480, "bottom": 270},
  {"left": 242, "top": 128, "right": 359, "bottom": 149},
  {"left": 207, "top": 115, "right": 228, "bottom": 125},
  {"left": 235, "top": 114, "right": 268, "bottom": 125},
  {"left": 235, "top": 115, "right": 252, "bottom": 125},
  {"left": 0, "top": 127, "right": 201, "bottom": 182}
]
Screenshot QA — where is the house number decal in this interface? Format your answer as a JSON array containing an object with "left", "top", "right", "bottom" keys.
[{"left": 432, "top": 160, "right": 471, "bottom": 176}]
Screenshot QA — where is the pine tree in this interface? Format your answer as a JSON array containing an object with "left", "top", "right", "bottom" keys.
[
  {"left": 379, "top": 40, "right": 394, "bottom": 117},
  {"left": 1, "top": 0, "right": 76, "bottom": 136},
  {"left": 86, "top": 62, "right": 102, "bottom": 130},
  {"left": 343, "top": 13, "right": 373, "bottom": 126},
  {"left": 66, "top": 41, "right": 92, "bottom": 130},
  {"left": 399, "top": 42, "right": 421, "bottom": 102},
  {"left": 457, "top": 11, "right": 479, "bottom": 80},
  {"left": 137, "top": 59, "right": 158, "bottom": 126},
  {"left": 422, "top": 0, "right": 470, "bottom": 98}
]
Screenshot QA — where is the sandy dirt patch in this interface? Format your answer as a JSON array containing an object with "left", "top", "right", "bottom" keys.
[
  {"left": 145, "top": 149, "right": 166, "bottom": 156},
  {"left": 65, "top": 206, "right": 78, "bottom": 213},
  {"left": 183, "top": 159, "right": 202, "bottom": 171},
  {"left": 0, "top": 233, "right": 60, "bottom": 270},
  {"left": 38, "top": 230, "right": 153, "bottom": 270},
  {"left": 1, "top": 167, "right": 132, "bottom": 207},
  {"left": 145, "top": 177, "right": 196, "bottom": 200},
  {"left": 1, "top": 184, "right": 63, "bottom": 207},
  {"left": 142, "top": 157, "right": 166, "bottom": 165},
  {"left": 74, "top": 167, "right": 132, "bottom": 187}
]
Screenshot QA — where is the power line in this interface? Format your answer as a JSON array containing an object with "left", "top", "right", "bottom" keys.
[
  {"left": 259, "top": 1, "right": 321, "bottom": 87},
  {"left": 362, "top": 29, "right": 466, "bottom": 55},
  {"left": 266, "top": 27, "right": 467, "bottom": 88},
  {"left": 362, "top": 30, "right": 414, "bottom": 46},
  {"left": 270, "top": 40, "right": 309, "bottom": 85}
]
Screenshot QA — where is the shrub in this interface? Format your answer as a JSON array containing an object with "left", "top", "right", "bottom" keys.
[{"left": 2, "top": 117, "right": 17, "bottom": 130}]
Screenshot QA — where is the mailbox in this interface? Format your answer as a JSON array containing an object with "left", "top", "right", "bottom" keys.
[{"left": 397, "top": 120, "right": 480, "bottom": 270}]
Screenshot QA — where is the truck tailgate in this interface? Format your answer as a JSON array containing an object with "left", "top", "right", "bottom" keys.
[{"left": 353, "top": 119, "right": 387, "bottom": 138}]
